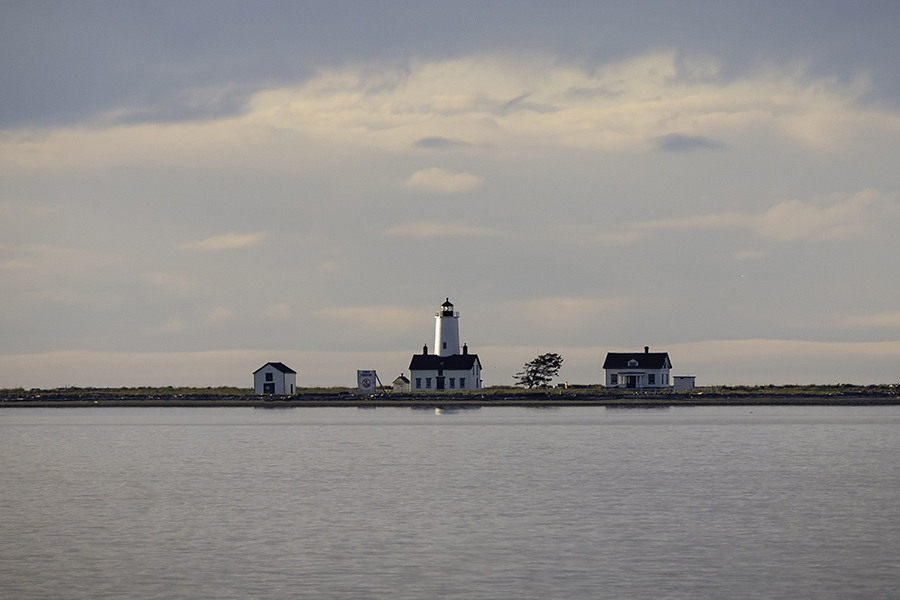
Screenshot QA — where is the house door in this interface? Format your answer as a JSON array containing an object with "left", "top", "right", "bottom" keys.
[
  {"left": 626, "top": 375, "right": 637, "bottom": 389},
  {"left": 436, "top": 377, "right": 445, "bottom": 390},
  {"left": 263, "top": 383, "right": 275, "bottom": 394}
]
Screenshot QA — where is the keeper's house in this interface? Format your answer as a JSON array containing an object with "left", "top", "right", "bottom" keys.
[
  {"left": 603, "top": 347, "right": 672, "bottom": 389},
  {"left": 409, "top": 344, "right": 482, "bottom": 391},
  {"left": 253, "top": 362, "right": 297, "bottom": 395}
]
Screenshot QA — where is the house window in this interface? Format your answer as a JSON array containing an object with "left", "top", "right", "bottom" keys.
[
  {"left": 648, "top": 374, "right": 656, "bottom": 385},
  {"left": 610, "top": 374, "right": 618, "bottom": 386},
  {"left": 265, "top": 372, "right": 273, "bottom": 382},
  {"left": 426, "top": 378, "right": 432, "bottom": 389},
  {"left": 459, "top": 378, "right": 466, "bottom": 389},
  {"left": 449, "top": 378, "right": 455, "bottom": 388},
  {"left": 415, "top": 378, "right": 422, "bottom": 389}
]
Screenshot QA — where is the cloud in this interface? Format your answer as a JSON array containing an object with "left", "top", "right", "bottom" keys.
[
  {"left": 264, "top": 303, "right": 293, "bottom": 320},
  {"left": 385, "top": 220, "right": 504, "bottom": 239},
  {"left": 205, "top": 306, "right": 234, "bottom": 323},
  {"left": 0, "top": 349, "right": 417, "bottom": 388},
  {"left": 246, "top": 52, "right": 889, "bottom": 153},
  {"left": 518, "top": 296, "right": 629, "bottom": 328},
  {"left": 656, "top": 133, "right": 728, "bottom": 152},
  {"left": 413, "top": 136, "right": 470, "bottom": 149},
  {"left": 4, "top": 53, "right": 896, "bottom": 170},
  {"left": 141, "top": 272, "right": 195, "bottom": 293},
  {"left": 181, "top": 231, "right": 268, "bottom": 251},
  {"left": 313, "top": 305, "right": 421, "bottom": 333},
  {"left": 162, "top": 318, "right": 186, "bottom": 333},
  {"left": 552, "top": 225, "right": 647, "bottom": 247},
  {"left": 405, "top": 168, "right": 482, "bottom": 193},
  {"left": 838, "top": 311, "right": 900, "bottom": 328},
  {"left": 5, "top": 339, "right": 900, "bottom": 388},
  {"left": 565, "top": 189, "right": 893, "bottom": 246},
  {"left": 749, "top": 190, "right": 887, "bottom": 241},
  {"left": 660, "top": 339, "right": 900, "bottom": 384},
  {"left": 0, "top": 244, "right": 124, "bottom": 276}
]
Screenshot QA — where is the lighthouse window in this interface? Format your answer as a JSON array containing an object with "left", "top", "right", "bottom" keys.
[
  {"left": 415, "top": 378, "right": 422, "bottom": 389},
  {"left": 426, "top": 378, "right": 432, "bottom": 389},
  {"left": 443, "top": 342, "right": 447, "bottom": 350},
  {"left": 459, "top": 378, "right": 466, "bottom": 389},
  {"left": 449, "top": 378, "right": 455, "bottom": 388}
]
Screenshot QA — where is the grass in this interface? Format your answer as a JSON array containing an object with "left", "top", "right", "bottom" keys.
[{"left": 1, "top": 383, "right": 898, "bottom": 399}]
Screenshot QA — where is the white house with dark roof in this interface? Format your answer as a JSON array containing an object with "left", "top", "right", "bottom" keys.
[
  {"left": 253, "top": 362, "right": 297, "bottom": 395},
  {"left": 392, "top": 373, "right": 411, "bottom": 392},
  {"left": 409, "top": 299, "right": 482, "bottom": 391},
  {"left": 603, "top": 347, "right": 672, "bottom": 389}
]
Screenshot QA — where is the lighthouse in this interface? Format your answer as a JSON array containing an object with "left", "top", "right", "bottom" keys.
[
  {"left": 434, "top": 298, "right": 460, "bottom": 357},
  {"left": 408, "top": 298, "right": 482, "bottom": 391}
]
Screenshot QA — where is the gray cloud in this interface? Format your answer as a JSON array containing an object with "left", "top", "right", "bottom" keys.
[
  {"left": 414, "top": 136, "right": 470, "bottom": 149},
  {"left": 4, "top": 2, "right": 900, "bottom": 130},
  {"left": 656, "top": 133, "right": 729, "bottom": 152}
]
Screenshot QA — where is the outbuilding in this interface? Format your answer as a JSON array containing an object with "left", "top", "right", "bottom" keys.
[
  {"left": 674, "top": 376, "right": 696, "bottom": 391},
  {"left": 392, "top": 374, "right": 411, "bottom": 392},
  {"left": 603, "top": 347, "right": 672, "bottom": 390},
  {"left": 253, "top": 362, "right": 297, "bottom": 395}
]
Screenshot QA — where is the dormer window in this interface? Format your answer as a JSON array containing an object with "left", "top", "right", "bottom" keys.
[{"left": 627, "top": 359, "right": 639, "bottom": 367}]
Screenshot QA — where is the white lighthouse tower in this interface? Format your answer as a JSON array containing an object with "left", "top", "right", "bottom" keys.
[{"left": 434, "top": 298, "right": 460, "bottom": 357}]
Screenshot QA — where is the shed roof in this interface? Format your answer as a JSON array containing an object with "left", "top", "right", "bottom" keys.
[{"left": 253, "top": 361, "right": 297, "bottom": 374}]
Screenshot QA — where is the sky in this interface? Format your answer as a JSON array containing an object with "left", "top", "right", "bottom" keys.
[{"left": 2, "top": 1, "right": 900, "bottom": 388}]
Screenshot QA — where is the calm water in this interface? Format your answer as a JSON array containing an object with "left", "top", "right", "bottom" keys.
[{"left": 1, "top": 406, "right": 898, "bottom": 599}]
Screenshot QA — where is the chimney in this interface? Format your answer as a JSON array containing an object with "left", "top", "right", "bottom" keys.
[
  {"left": 423, "top": 344, "right": 428, "bottom": 355},
  {"left": 644, "top": 346, "right": 649, "bottom": 353},
  {"left": 463, "top": 343, "right": 468, "bottom": 355}
]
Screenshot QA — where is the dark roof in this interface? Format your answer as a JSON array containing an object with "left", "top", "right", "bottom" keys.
[
  {"left": 253, "top": 361, "right": 297, "bottom": 374},
  {"left": 602, "top": 352, "right": 671, "bottom": 370},
  {"left": 393, "top": 375, "right": 410, "bottom": 383},
  {"left": 409, "top": 353, "right": 481, "bottom": 371}
]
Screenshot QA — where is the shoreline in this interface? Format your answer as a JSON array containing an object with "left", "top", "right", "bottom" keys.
[{"left": 3, "top": 393, "right": 900, "bottom": 408}]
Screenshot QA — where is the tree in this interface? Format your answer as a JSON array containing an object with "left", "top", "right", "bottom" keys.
[{"left": 514, "top": 353, "right": 564, "bottom": 388}]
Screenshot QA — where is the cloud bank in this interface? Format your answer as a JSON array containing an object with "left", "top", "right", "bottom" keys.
[
  {"left": 3, "top": 53, "right": 896, "bottom": 171},
  {"left": 181, "top": 231, "right": 268, "bottom": 251},
  {"left": 405, "top": 168, "right": 483, "bottom": 193},
  {"left": 385, "top": 220, "right": 504, "bottom": 239},
  {"left": 563, "top": 189, "right": 895, "bottom": 246}
]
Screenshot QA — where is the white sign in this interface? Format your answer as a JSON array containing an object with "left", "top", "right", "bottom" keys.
[{"left": 357, "top": 370, "right": 377, "bottom": 394}]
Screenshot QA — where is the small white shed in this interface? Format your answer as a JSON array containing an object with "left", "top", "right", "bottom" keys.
[
  {"left": 253, "top": 362, "right": 297, "bottom": 395},
  {"left": 673, "top": 376, "right": 696, "bottom": 391},
  {"left": 392, "top": 374, "right": 411, "bottom": 392}
]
